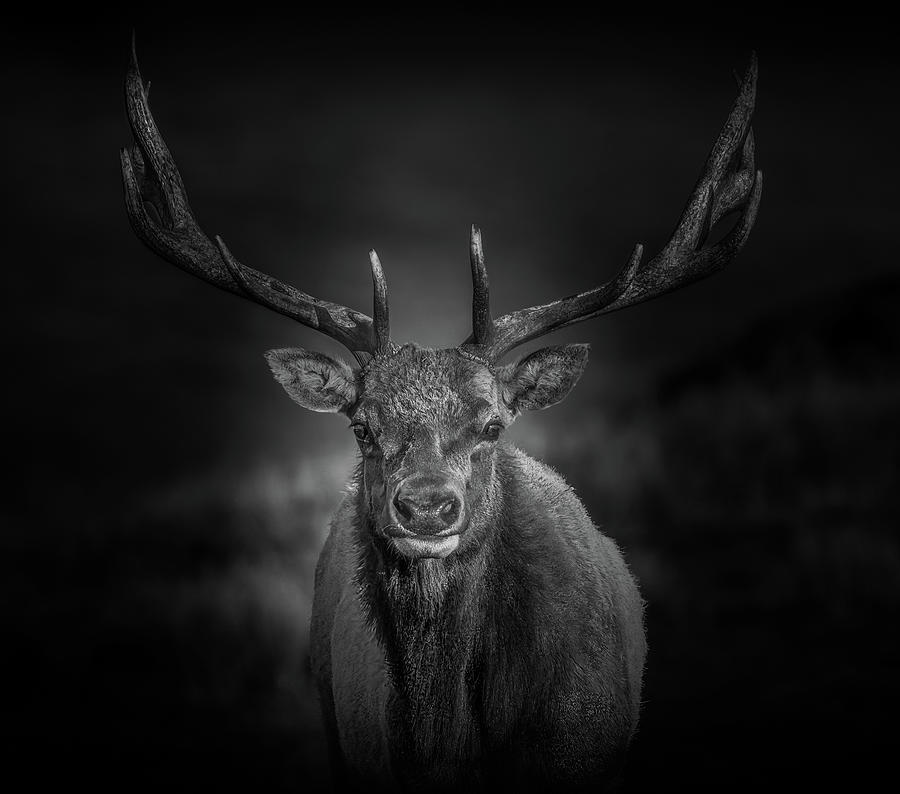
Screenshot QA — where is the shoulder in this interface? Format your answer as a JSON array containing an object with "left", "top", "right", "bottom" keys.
[
  {"left": 497, "top": 443, "right": 588, "bottom": 520},
  {"left": 495, "top": 443, "right": 598, "bottom": 564},
  {"left": 490, "top": 441, "right": 642, "bottom": 667},
  {"left": 311, "top": 477, "right": 363, "bottom": 681},
  {"left": 316, "top": 479, "right": 361, "bottom": 585},
  {"left": 495, "top": 441, "right": 642, "bottom": 621},
  {"left": 491, "top": 444, "right": 647, "bottom": 729}
]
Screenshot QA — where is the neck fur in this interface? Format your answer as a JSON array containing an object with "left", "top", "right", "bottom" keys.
[{"left": 353, "top": 469, "right": 502, "bottom": 784}]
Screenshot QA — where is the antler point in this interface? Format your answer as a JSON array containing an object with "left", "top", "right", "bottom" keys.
[
  {"left": 744, "top": 51, "right": 759, "bottom": 85},
  {"left": 368, "top": 250, "right": 390, "bottom": 355},
  {"left": 129, "top": 30, "right": 141, "bottom": 75},
  {"left": 368, "top": 250, "right": 383, "bottom": 276}
]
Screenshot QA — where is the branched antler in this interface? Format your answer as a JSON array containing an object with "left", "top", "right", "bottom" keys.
[
  {"left": 462, "top": 54, "right": 762, "bottom": 361},
  {"left": 120, "top": 34, "right": 388, "bottom": 364},
  {"left": 122, "top": 37, "right": 760, "bottom": 370}
]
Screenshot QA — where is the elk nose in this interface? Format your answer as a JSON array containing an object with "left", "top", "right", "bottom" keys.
[{"left": 392, "top": 480, "right": 462, "bottom": 535}]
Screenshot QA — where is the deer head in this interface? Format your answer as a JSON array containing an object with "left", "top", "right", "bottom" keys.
[{"left": 121, "top": 39, "right": 761, "bottom": 560}]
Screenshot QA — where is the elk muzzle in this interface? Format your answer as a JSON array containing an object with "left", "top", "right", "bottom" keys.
[{"left": 386, "top": 474, "right": 467, "bottom": 559}]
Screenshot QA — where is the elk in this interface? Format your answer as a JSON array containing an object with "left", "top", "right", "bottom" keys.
[{"left": 121, "top": 38, "right": 761, "bottom": 792}]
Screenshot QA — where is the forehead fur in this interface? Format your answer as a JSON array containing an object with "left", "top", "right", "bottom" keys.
[{"left": 356, "top": 345, "right": 497, "bottom": 429}]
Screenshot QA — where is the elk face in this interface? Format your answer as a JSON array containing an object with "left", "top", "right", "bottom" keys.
[
  {"left": 265, "top": 343, "right": 589, "bottom": 560},
  {"left": 125, "top": 43, "right": 760, "bottom": 556},
  {"left": 125, "top": 42, "right": 759, "bottom": 558}
]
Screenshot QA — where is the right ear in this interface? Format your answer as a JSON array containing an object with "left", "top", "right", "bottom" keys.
[
  {"left": 498, "top": 343, "right": 589, "bottom": 415},
  {"left": 264, "top": 348, "right": 358, "bottom": 414}
]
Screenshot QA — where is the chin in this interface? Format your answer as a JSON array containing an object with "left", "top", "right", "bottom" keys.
[{"left": 390, "top": 534, "right": 461, "bottom": 560}]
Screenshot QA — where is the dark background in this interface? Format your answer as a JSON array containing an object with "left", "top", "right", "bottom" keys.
[{"left": 4, "top": 12, "right": 898, "bottom": 792}]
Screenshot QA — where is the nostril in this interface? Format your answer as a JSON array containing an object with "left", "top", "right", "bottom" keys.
[
  {"left": 393, "top": 492, "right": 413, "bottom": 521},
  {"left": 392, "top": 483, "right": 463, "bottom": 532},
  {"left": 437, "top": 497, "right": 460, "bottom": 525}
]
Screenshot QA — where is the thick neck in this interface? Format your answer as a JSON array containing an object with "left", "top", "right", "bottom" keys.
[{"left": 353, "top": 464, "right": 503, "bottom": 785}]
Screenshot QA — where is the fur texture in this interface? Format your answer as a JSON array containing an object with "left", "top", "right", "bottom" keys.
[
  {"left": 302, "top": 345, "right": 646, "bottom": 792},
  {"left": 499, "top": 344, "right": 590, "bottom": 414},
  {"left": 265, "top": 348, "right": 357, "bottom": 413}
]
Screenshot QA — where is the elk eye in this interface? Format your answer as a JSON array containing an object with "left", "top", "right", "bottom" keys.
[
  {"left": 482, "top": 421, "right": 503, "bottom": 441},
  {"left": 351, "top": 423, "right": 372, "bottom": 444}
]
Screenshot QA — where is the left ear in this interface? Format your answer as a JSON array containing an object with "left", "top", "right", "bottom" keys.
[
  {"left": 499, "top": 344, "right": 589, "bottom": 413},
  {"left": 264, "top": 348, "right": 358, "bottom": 414}
]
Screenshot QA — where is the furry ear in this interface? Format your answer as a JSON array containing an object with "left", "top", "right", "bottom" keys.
[
  {"left": 264, "top": 348, "right": 358, "bottom": 414},
  {"left": 499, "top": 344, "right": 589, "bottom": 413}
]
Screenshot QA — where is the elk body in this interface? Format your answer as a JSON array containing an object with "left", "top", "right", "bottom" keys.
[{"left": 121, "top": 39, "right": 761, "bottom": 792}]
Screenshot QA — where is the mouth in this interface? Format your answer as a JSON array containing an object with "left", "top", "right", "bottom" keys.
[{"left": 384, "top": 525, "right": 461, "bottom": 559}]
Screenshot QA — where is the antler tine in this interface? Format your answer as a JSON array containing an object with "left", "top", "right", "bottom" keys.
[
  {"left": 368, "top": 250, "right": 391, "bottom": 355},
  {"left": 469, "top": 225, "right": 493, "bottom": 347},
  {"left": 120, "top": 35, "right": 376, "bottom": 364},
  {"left": 476, "top": 53, "right": 762, "bottom": 362}
]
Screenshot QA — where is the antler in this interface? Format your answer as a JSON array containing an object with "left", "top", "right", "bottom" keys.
[
  {"left": 463, "top": 53, "right": 762, "bottom": 361},
  {"left": 119, "top": 35, "right": 389, "bottom": 365}
]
